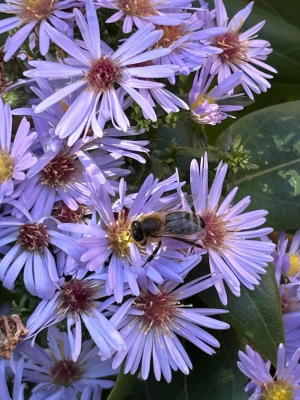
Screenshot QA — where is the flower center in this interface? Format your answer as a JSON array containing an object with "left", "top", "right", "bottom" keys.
[
  {"left": 155, "top": 25, "right": 187, "bottom": 48},
  {"left": 18, "top": 0, "right": 57, "bottom": 23},
  {"left": 17, "top": 222, "right": 50, "bottom": 253},
  {"left": 0, "top": 149, "right": 14, "bottom": 184},
  {"left": 262, "top": 381, "right": 295, "bottom": 400},
  {"left": 53, "top": 201, "right": 87, "bottom": 223},
  {"left": 57, "top": 279, "right": 101, "bottom": 315},
  {"left": 106, "top": 209, "right": 131, "bottom": 259},
  {"left": 214, "top": 30, "right": 248, "bottom": 63},
  {"left": 191, "top": 94, "right": 215, "bottom": 110},
  {"left": 116, "top": 0, "right": 157, "bottom": 17},
  {"left": 134, "top": 291, "right": 181, "bottom": 334},
  {"left": 50, "top": 359, "right": 83, "bottom": 387},
  {"left": 287, "top": 254, "right": 300, "bottom": 277},
  {"left": 41, "top": 154, "right": 77, "bottom": 189},
  {"left": 86, "top": 56, "right": 121, "bottom": 92},
  {"left": 201, "top": 209, "right": 227, "bottom": 252}
]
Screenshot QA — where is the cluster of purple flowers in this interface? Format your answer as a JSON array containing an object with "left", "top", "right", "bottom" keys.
[{"left": 1, "top": 1, "right": 298, "bottom": 399}]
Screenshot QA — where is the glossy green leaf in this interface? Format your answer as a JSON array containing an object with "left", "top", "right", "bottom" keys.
[
  {"left": 196, "top": 261, "right": 284, "bottom": 365},
  {"left": 251, "top": 0, "right": 299, "bottom": 29},
  {"left": 216, "top": 101, "right": 300, "bottom": 231},
  {"left": 145, "top": 328, "right": 248, "bottom": 400}
]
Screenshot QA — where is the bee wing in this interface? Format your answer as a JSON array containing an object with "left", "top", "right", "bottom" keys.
[
  {"left": 156, "top": 194, "right": 198, "bottom": 214},
  {"left": 155, "top": 211, "right": 206, "bottom": 240}
]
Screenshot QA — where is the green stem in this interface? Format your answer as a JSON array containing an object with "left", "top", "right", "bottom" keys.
[{"left": 107, "top": 363, "right": 138, "bottom": 400}]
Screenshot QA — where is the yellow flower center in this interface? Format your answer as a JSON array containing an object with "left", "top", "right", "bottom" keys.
[
  {"left": 108, "top": 227, "right": 131, "bottom": 258},
  {"left": 106, "top": 209, "right": 133, "bottom": 259},
  {"left": 0, "top": 149, "right": 14, "bottom": 184},
  {"left": 263, "top": 381, "right": 294, "bottom": 400},
  {"left": 191, "top": 94, "right": 215, "bottom": 110},
  {"left": 287, "top": 254, "right": 300, "bottom": 276}
]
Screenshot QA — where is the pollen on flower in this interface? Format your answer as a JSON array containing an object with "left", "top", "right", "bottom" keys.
[
  {"left": 261, "top": 380, "right": 294, "bottom": 400},
  {"left": 0, "top": 149, "right": 14, "bottom": 184},
  {"left": 155, "top": 25, "right": 187, "bottom": 48},
  {"left": 116, "top": 0, "right": 157, "bottom": 17},
  {"left": 191, "top": 94, "right": 215, "bottom": 110},
  {"left": 287, "top": 254, "right": 300, "bottom": 277},
  {"left": 201, "top": 209, "right": 227, "bottom": 252},
  {"left": 86, "top": 56, "right": 121, "bottom": 92},
  {"left": 57, "top": 279, "right": 101, "bottom": 315},
  {"left": 134, "top": 291, "right": 181, "bottom": 334},
  {"left": 17, "top": 222, "right": 50, "bottom": 253},
  {"left": 41, "top": 153, "right": 77, "bottom": 189},
  {"left": 214, "top": 30, "right": 248, "bottom": 63},
  {"left": 106, "top": 208, "right": 131, "bottom": 259},
  {"left": 50, "top": 359, "right": 83, "bottom": 387},
  {"left": 17, "top": 0, "right": 57, "bottom": 23}
]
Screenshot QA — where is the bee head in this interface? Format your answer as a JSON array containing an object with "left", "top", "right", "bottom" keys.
[{"left": 131, "top": 220, "right": 144, "bottom": 242}]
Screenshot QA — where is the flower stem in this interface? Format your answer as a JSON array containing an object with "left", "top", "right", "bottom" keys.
[{"left": 107, "top": 363, "right": 138, "bottom": 400}]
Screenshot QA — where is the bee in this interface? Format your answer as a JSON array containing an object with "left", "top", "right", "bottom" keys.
[{"left": 130, "top": 196, "right": 206, "bottom": 265}]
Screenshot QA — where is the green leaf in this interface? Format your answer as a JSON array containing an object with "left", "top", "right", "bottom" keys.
[
  {"left": 145, "top": 328, "right": 248, "bottom": 400},
  {"left": 177, "top": 146, "right": 205, "bottom": 158},
  {"left": 210, "top": 0, "right": 300, "bottom": 84},
  {"left": 216, "top": 101, "right": 300, "bottom": 231},
  {"left": 107, "top": 364, "right": 138, "bottom": 400},
  {"left": 251, "top": 0, "right": 299, "bottom": 29},
  {"left": 196, "top": 261, "right": 284, "bottom": 365}
]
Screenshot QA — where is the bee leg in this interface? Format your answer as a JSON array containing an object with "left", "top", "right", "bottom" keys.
[{"left": 141, "top": 240, "right": 162, "bottom": 268}]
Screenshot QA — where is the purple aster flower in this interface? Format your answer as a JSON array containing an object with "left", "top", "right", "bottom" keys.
[
  {"left": 272, "top": 230, "right": 300, "bottom": 283},
  {"left": 96, "top": 0, "right": 192, "bottom": 33},
  {"left": 25, "top": 276, "right": 125, "bottom": 360},
  {"left": 0, "top": 358, "right": 25, "bottom": 400},
  {"left": 0, "top": 0, "right": 78, "bottom": 61},
  {"left": 58, "top": 173, "right": 201, "bottom": 303},
  {"left": 24, "top": 0, "right": 180, "bottom": 145},
  {"left": 0, "top": 99, "right": 37, "bottom": 203},
  {"left": 0, "top": 201, "right": 84, "bottom": 299},
  {"left": 189, "top": 153, "right": 275, "bottom": 305},
  {"left": 189, "top": 58, "right": 244, "bottom": 125},
  {"left": 12, "top": 77, "right": 150, "bottom": 161},
  {"left": 238, "top": 343, "right": 300, "bottom": 400},
  {"left": 5, "top": 91, "right": 148, "bottom": 214},
  {"left": 5, "top": 142, "right": 130, "bottom": 216},
  {"left": 205, "top": 0, "right": 277, "bottom": 99},
  {"left": 152, "top": 12, "right": 228, "bottom": 83},
  {"left": 280, "top": 283, "right": 300, "bottom": 362},
  {"left": 266, "top": 232, "right": 300, "bottom": 361},
  {"left": 8, "top": 147, "right": 95, "bottom": 215},
  {"left": 19, "top": 326, "right": 117, "bottom": 399},
  {"left": 110, "top": 274, "right": 229, "bottom": 382}
]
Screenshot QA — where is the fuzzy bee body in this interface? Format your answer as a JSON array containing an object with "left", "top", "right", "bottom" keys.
[{"left": 131, "top": 208, "right": 206, "bottom": 247}]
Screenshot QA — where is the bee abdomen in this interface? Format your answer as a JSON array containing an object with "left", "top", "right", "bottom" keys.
[{"left": 165, "top": 211, "right": 203, "bottom": 234}]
